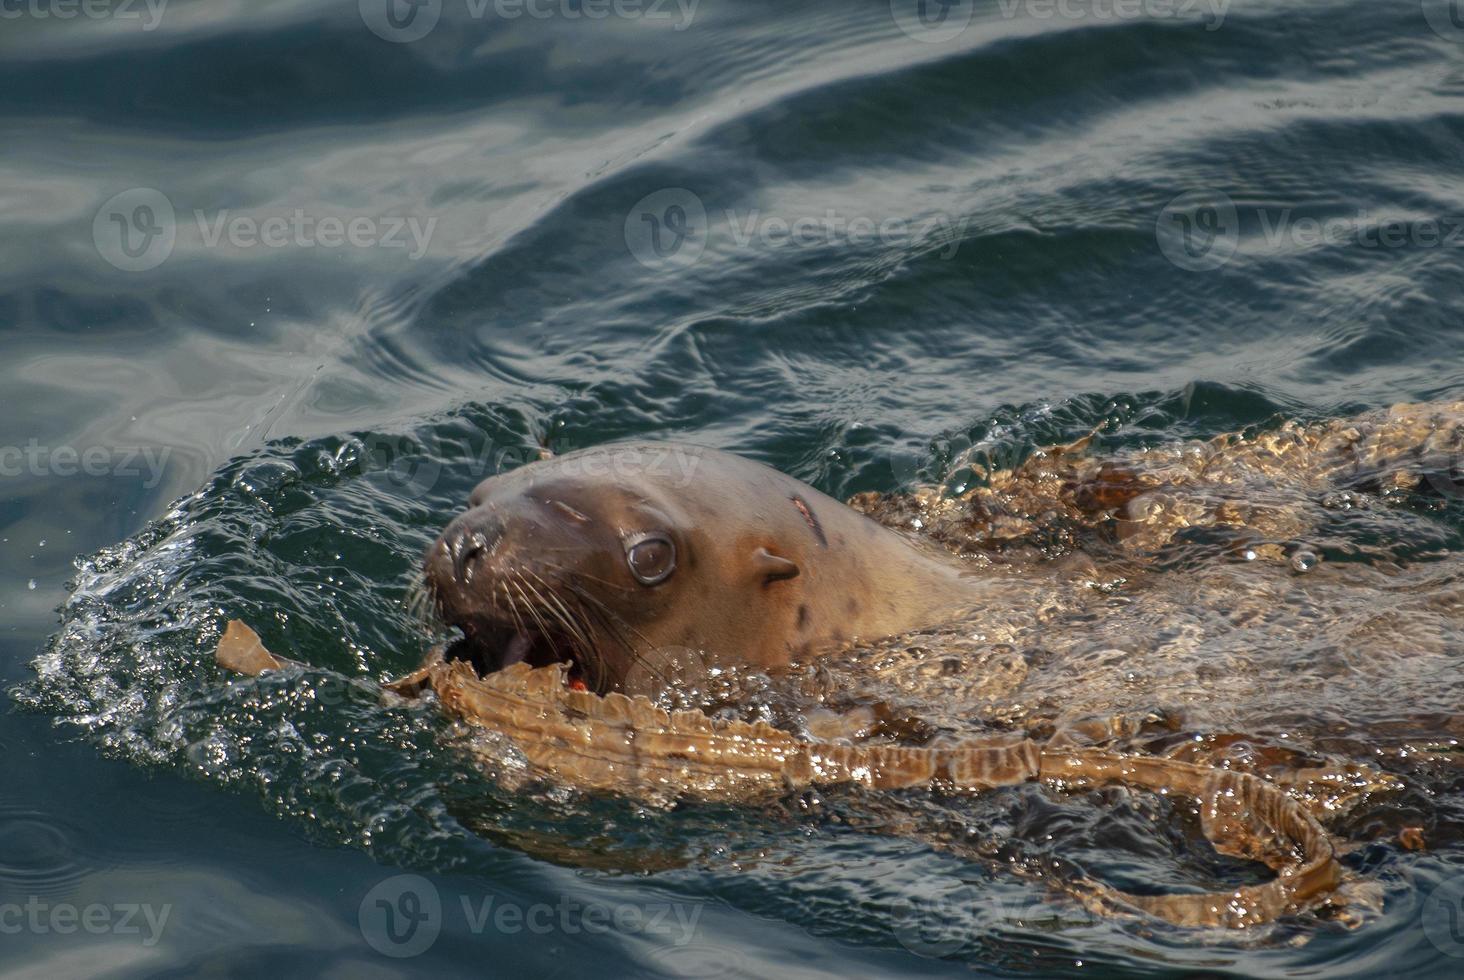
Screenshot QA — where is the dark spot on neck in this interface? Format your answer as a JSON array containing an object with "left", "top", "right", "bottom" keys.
[{"left": 797, "top": 603, "right": 810, "bottom": 629}]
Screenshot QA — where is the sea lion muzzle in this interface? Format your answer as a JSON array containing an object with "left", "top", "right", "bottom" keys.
[
  {"left": 424, "top": 497, "right": 602, "bottom": 691},
  {"left": 437, "top": 510, "right": 501, "bottom": 583}
]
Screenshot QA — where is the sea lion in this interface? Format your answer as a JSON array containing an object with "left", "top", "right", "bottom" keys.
[
  {"left": 422, "top": 443, "right": 990, "bottom": 695},
  {"left": 422, "top": 400, "right": 1464, "bottom": 698},
  {"left": 211, "top": 404, "right": 1464, "bottom": 931}
]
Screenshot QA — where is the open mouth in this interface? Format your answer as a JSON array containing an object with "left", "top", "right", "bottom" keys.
[{"left": 442, "top": 615, "right": 591, "bottom": 692}]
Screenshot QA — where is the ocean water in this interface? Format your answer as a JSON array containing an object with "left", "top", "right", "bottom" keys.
[{"left": 3, "top": 1, "right": 1464, "bottom": 976}]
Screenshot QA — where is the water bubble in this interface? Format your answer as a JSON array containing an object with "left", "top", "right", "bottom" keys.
[
  {"left": 1289, "top": 550, "right": 1319, "bottom": 574},
  {"left": 236, "top": 460, "right": 301, "bottom": 498}
]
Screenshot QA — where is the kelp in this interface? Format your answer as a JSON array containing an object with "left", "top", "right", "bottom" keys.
[{"left": 219, "top": 621, "right": 1345, "bottom": 929}]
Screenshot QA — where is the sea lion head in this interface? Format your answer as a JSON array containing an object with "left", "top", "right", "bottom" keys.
[{"left": 423, "top": 442, "right": 971, "bottom": 695}]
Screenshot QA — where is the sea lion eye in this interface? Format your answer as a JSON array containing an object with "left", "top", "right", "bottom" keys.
[{"left": 625, "top": 533, "right": 676, "bottom": 586}]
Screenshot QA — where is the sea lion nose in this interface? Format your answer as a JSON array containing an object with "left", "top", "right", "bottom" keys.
[{"left": 441, "top": 510, "right": 503, "bottom": 583}]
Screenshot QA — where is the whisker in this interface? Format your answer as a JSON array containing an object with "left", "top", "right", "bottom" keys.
[
  {"left": 405, "top": 568, "right": 446, "bottom": 634},
  {"left": 566, "top": 582, "right": 673, "bottom": 690},
  {"left": 511, "top": 577, "right": 556, "bottom": 644},
  {"left": 527, "top": 571, "right": 605, "bottom": 686},
  {"left": 499, "top": 579, "right": 528, "bottom": 639},
  {"left": 534, "top": 557, "right": 635, "bottom": 594},
  {"left": 526, "top": 572, "right": 593, "bottom": 660}
]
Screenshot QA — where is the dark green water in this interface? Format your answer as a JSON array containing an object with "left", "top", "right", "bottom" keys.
[{"left": 4, "top": 1, "right": 1464, "bottom": 976}]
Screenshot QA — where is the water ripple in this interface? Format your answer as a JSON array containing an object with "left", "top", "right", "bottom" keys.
[{"left": 0, "top": 804, "right": 106, "bottom": 899}]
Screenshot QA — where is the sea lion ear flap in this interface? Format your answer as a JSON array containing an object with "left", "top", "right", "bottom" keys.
[{"left": 752, "top": 547, "right": 800, "bottom": 584}]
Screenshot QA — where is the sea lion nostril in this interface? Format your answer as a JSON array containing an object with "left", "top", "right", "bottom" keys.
[
  {"left": 450, "top": 532, "right": 483, "bottom": 580},
  {"left": 447, "top": 521, "right": 500, "bottom": 582}
]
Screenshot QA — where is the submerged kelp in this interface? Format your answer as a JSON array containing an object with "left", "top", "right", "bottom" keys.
[{"left": 359, "top": 649, "right": 1342, "bottom": 930}]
